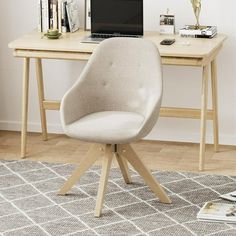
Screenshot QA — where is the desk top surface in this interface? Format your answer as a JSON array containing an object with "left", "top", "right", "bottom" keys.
[{"left": 9, "top": 30, "right": 227, "bottom": 58}]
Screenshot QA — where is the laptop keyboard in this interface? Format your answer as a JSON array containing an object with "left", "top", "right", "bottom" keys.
[{"left": 91, "top": 34, "right": 141, "bottom": 39}]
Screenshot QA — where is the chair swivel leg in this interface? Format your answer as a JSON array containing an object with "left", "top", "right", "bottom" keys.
[
  {"left": 94, "top": 144, "right": 113, "bottom": 217},
  {"left": 58, "top": 144, "right": 104, "bottom": 195},
  {"left": 115, "top": 152, "right": 132, "bottom": 184},
  {"left": 118, "top": 144, "right": 171, "bottom": 204}
]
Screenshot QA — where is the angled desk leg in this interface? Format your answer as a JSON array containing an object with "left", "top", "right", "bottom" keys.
[
  {"left": 21, "top": 58, "right": 30, "bottom": 158},
  {"left": 199, "top": 64, "right": 209, "bottom": 171},
  {"left": 211, "top": 59, "right": 219, "bottom": 152},
  {"left": 35, "top": 58, "right": 48, "bottom": 141}
]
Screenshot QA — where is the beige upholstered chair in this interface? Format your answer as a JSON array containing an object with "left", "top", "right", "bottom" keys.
[{"left": 59, "top": 38, "right": 171, "bottom": 217}]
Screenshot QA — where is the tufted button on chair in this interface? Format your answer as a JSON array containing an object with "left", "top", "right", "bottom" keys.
[{"left": 58, "top": 38, "right": 171, "bottom": 217}]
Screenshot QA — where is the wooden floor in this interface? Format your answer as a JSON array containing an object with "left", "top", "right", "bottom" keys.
[{"left": 1, "top": 131, "right": 236, "bottom": 175}]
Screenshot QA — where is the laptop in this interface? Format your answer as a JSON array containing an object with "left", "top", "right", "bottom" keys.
[{"left": 82, "top": 0, "right": 143, "bottom": 43}]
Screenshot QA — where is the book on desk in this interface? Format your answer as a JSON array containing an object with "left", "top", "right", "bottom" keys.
[
  {"left": 38, "top": 0, "right": 80, "bottom": 33},
  {"left": 179, "top": 25, "right": 217, "bottom": 38}
]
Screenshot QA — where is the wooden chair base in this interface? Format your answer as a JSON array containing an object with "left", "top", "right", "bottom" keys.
[{"left": 58, "top": 143, "right": 171, "bottom": 217}]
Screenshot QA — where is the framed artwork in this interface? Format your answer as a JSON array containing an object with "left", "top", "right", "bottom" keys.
[
  {"left": 159, "top": 14, "right": 175, "bottom": 35},
  {"left": 85, "top": 0, "right": 91, "bottom": 30}
]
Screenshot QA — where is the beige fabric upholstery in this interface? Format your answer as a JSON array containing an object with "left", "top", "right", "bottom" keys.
[
  {"left": 60, "top": 37, "right": 163, "bottom": 144},
  {"left": 65, "top": 111, "right": 144, "bottom": 144}
]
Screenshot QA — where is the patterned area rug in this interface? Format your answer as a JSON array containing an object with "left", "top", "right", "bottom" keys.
[{"left": 1, "top": 160, "right": 236, "bottom": 236}]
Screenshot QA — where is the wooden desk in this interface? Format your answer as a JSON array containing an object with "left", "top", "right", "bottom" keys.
[{"left": 9, "top": 30, "right": 227, "bottom": 171}]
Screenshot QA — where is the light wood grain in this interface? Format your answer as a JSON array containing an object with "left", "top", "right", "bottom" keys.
[
  {"left": 35, "top": 58, "right": 47, "bottom": 141},
  {"left": 94, "top": 145, "right": 113, "bottom": 217},
  {"left": 160, "top": 107, "right": 213, "bottom": 120},
  {"left": 8, "top": 30, "right": 227, "bottom": 59},
  {"left": 199, "top": 65, "right": 209, "bottom": 171},
  {"left": 118, "top": 144, "right": 171, "bottom": 204},
  {"left": 21, "top": 58, "right": 30, "bottom": 158},
  {"left": 13, "top": 49, "right": 91, "bottom": 61},
  {"left": 115, "top": 152, "right": 132, "bottom": 184},
  {"left": 1, "top": 131, "right": 236, "bottom": 175},
  {"left": 58, "top": 144, "right": 104, "bottom": 195},
  {"left": 43, "top": 101, "right": 61, "bottom": 110},
  {"left": 211, "top": 60, "right": 219, "bottom": 152}
]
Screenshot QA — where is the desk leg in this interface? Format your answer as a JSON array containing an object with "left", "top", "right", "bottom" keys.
[
  {"left": 21, "top": 58, "right": 30, "bottom": 158},
  {"left": 35, "top": 58, "right": 48, "bottom": 141},
  {"left": 199, "top": 65, "right": 209, "bottom": 171},
  {"left": 211, "top": 59, "right": 219, "bottom": 152}
]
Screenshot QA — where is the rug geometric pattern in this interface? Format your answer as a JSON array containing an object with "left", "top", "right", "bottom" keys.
[{"left": 0, "top": 159, "right": 236, "bottom": 236}]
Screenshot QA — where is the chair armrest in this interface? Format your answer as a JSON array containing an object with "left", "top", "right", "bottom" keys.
[
  {"left": 60, "top": 78, "right": 91, "bottom": 127},
  {"left": 136, "top": 90, "right": 163, "bottom": 139}
]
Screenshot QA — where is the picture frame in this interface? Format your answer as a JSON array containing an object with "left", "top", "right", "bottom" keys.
[
  {"left": 159, "top": 14, "right": 175, "bottom": 35},
  {"left": 84, "top": 0, "right": 91, "bottom": 30}
]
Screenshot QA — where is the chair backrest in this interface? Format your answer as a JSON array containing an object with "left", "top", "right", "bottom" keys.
[{"left": 74, "top": 38, "right": 163, "bottom": 117}]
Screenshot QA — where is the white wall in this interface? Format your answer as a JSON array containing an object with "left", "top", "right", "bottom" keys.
[{"left": 1, "top": 0, "right": 236, "bottom": 145}]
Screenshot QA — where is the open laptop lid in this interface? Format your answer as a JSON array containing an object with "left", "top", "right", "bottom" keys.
[{"left": 91, "top": 0, "right": 143, "bottom": 36}]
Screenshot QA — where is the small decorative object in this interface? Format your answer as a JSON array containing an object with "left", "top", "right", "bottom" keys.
[
  {"left": 84, "top": 0, "right": 91, "bottom": 30},
  {"left": 159, "top": 9, "right": 175, "bottom": 35},
  {"left": 190, "top": 0, "right": 201, "bottom": 29},
  {"left": 180, "top": 0, "right": 217, "bottom": 39},
  {"left": 44, "top": 29, "right": 62, "bottom": 39}
]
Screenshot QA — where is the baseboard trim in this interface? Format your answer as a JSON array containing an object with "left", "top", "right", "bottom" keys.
[
  {"left": 0, "top": 120, "right": 235, "bottom": 145},
  {"left": 0, "top": 120, "right": 63, "bottom": 134}
]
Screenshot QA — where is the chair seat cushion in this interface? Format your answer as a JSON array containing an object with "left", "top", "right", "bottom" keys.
[{"left": 64, "top": 111, "right": 144, "bottom": 144}]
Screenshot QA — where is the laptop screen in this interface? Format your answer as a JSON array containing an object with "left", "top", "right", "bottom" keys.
[{"left": 91, "top": 0, "right": 143, "bottom": 36}]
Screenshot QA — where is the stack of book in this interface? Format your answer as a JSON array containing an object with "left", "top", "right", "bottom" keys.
[
  {"left": 179, "top": 25, "right": 217, "bottom": 38},
  {"left": 38, "top": 0, "right": 80, "bottom": 33},
  {"left": 198, "top": 202, "right": 236, "bottom": 223},
  {"left": 197, "top": 192, "right": 236, "bottom": 223}
]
